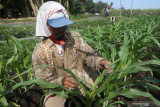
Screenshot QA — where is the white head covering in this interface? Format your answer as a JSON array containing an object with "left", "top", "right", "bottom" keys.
[{"left": 35, "top": 1, "right": 70, "bottom": 39}]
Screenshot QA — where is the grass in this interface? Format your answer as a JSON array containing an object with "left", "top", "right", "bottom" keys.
[
  {"left": 0, "top": 25, "right": 35, "bottom": 40},
  {"left": 0, "top": 18, "right": 110, "bottom": 41},
  {"left": 0, "top": 38, "right": 38, "bottom": 59},
  {"left": 0, "top": 17, "right": 36, "bottom": 23},
  {"left": 109, "top": 9, "right": 160, "bottom": 16}
]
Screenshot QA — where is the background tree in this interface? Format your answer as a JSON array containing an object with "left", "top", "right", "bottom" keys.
[
  {"left": 0, "top": 0, "right": 111, "bottom": 18},
  {"left": 83, "top": 0, "right": 95, "bottom": 13},
  {"left": 55, "top": 0, "right": 69, "bottom": 13},
  {"left": 0, "top": 4, "right": 3, "bottom": 10},
  {"left": 94, "top": 1, "right": 108, "bottom": 13},
  {"left": 29, "top": 0, "right": 43, "bottom": 17},
  {"left": 24, "top": 0, "right": 32, "bottom": 17},
  {"left": 0, "top": 0, "right": 3, "bottom": 9},
  {"left": 69, "top": 0, "right": 86, "bottom": 15},
  {"left": 0, "top": 0, "right": 28, "bottom": 18},
  {"left": 0, "top": 0, "right": 44, "bottom": 18},
  {"left": 0, "top": 0, "right": 33, "bottom": 18}
]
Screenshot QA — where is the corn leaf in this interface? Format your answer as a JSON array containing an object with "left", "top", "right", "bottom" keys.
[{"left": 107, "top": 88, "right": 160, "bottom": 106}]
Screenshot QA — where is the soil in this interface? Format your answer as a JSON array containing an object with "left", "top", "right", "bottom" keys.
[{"left": 9, "top": 85, "right": 44, "bottom": 107}]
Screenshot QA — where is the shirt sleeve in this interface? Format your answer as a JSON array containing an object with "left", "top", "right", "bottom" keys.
[
  {"left": 71, "top": 31, "right": 104, "bottom": 71},
  {"left": 32, "top": 43, "right": 63, "bottom": 84}
]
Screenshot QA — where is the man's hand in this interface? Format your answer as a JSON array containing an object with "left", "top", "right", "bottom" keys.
[
  {"left": 99, "top": 59, "right": 113, "bottom": 74},
  {"left": 62, "top": 76, "right": 78, "bottom": 90}
]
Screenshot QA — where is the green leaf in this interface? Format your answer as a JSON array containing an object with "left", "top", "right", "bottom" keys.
[
  {"left": 131, "top": 60, "right": 160, "bottom": 68},
  {"left": 119, "top": 80, "right": 160, "bottom": 91},
  {"left": 79, "top": 79, "right": 92, "bottom": 88},
  {"left": 0, "top": 55, "right": 3, "bottom": 76},
  {"left": 9, "top": 64, "right": 51, "bottom": 80},
  {"left": 69, "top": 96, "right": 82, "bottom": 107},
  {"left": 108, "top": 100, "right": 125, "bottom": 106},
  {"left": 0, "top": 96, "right": 8, "bottom": 107},
  {"left": 145, "top": 77, "right": 160, "bottom": 83},
  {"left": 0, "top": 78, "right": 62, "bottom": 96},
  {"left": 150, "top": 37, "right": 160, "bottom": 48},
  {"left": 8, "top": 36, "right": 24, "bottom": 52},
  {"left": 0, "top": 83, "right": 8, "bottom": 107},
  {"left": 13, "top": 44, "right": 17, "bottom": 55},
  {"left": 57, "top": 67, "right": 89, "bottom": 95},
  {"left": 91, "top": 69, "right": 107, "bottom": 90},
  {"left": 94, "top": 98, "right": 103, "bottom": 107},
  {"left": 107, "top": 88, "right": 160, "bottom": 106},
  {"left": 23, "top": 55, "right": 31, "bottom": 68},
  {"left": 91, "top": 72, "right": 117, "bottom": 99},
  {"left": 8, "top": 101, "right": 19, "bottom": 107},
  {"left": 6, "top": 56, "right": 14, "bottom": 66},
  {"left": 45, "top": 90, "right": 69, "bottom": 99}
]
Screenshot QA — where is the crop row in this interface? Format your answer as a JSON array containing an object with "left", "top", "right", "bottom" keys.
[{"left": 0, "top": 15, "right": 160, "bottom": 106}]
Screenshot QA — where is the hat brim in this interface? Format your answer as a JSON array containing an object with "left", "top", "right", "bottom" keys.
[{"left": 47, "top": 17, "right": 73, "bottom": 28}]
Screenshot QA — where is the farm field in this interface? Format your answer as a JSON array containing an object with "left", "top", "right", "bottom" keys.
[{"left": 0, "top": 15, "right": 160, "bottom": 107}]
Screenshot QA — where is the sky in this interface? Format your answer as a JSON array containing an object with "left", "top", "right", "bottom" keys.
[{"left": 93, "top": 0, "right": 160, "bottom": 9}]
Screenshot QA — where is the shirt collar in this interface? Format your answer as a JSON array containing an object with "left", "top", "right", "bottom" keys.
[{"left": 49, "top": 35, "right": 65, "bottom": 45}]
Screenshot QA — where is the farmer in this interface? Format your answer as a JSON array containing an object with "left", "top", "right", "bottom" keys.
[
  {"left": 32, "top": 1, "right": 113, "bottom": 107},
  {"left": 106, "top": 8, "right": 109, "bottom": 17}
]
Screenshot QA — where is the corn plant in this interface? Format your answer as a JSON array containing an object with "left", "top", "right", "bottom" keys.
[
  {"left": 1, "top": 34, "right": 160, "bottom": 106},
  {"left": 0, "top": 36, "right": 38, "bottom": 106},
  {"left": 5, "top": 36, "right": 34, "bottom": 81},
  {"left": 1, "top": 59, "right": 160, "bottom": 107}
]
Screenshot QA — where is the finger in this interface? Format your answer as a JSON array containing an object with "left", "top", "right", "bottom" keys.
[
  {"left": 104, "top": 62, "right": 111, "bottom": 68},
  {"left": 104, "top": 64, "right": 109, "bottom": 69},
  {"left": 107, "top": 68, "right": 113, "bottom": 74},
  {"left": 68, "top": 77, "right": 78, "bottom": 86},
  {"left": 62, "top": 76, "right": 78, "bottom": 87},
  {"left": 64, "top": 85, "right": 76, "bottom": 90},
  {"left": 64, "top": 85, "right": 69, "bottom": 89},
  {"left": 63, "top": 80, "right": 77, "bottom": 88}
]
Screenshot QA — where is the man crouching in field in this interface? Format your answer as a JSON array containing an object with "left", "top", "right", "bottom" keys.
[{"left": 32, "top": 1, "right": 113, "bottom": 107}]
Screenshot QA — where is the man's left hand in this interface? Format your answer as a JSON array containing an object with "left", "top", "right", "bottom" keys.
[{"left": 99, "top": 59, "right": 113, "bottom": 74}]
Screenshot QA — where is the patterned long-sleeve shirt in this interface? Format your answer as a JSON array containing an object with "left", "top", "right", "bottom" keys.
[{"left": 32, "top": 31, "right": 103, "bottom": 85}]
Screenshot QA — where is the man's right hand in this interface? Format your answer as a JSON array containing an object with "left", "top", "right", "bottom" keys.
[{"left": 62, "top": 76, "right": 78, "bottom": 90}]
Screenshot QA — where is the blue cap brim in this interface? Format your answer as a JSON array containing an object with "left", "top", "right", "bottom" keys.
[{"left": 47, "top": 17, "right": 73, "bottom": 28}]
